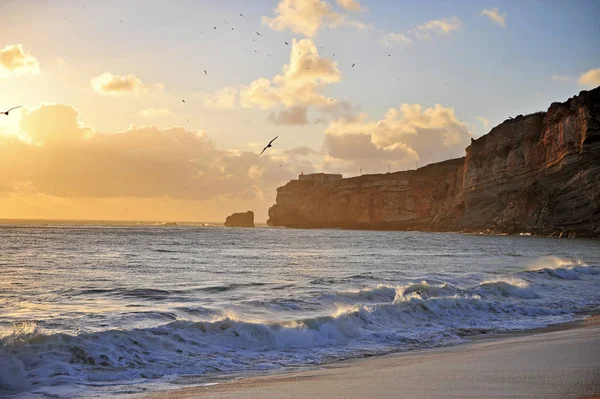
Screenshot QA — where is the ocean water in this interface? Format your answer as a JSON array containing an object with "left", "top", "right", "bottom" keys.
[{"left": 1, "top": 224, "right": 599, "bottom": 398}]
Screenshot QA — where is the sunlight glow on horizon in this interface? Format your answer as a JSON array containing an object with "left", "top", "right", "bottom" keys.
[{"left": 0, "top": 0, "right": 598, "bottom": 222}]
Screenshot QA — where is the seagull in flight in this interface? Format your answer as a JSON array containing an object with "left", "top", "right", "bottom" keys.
[
  {"left": 2, "top": 106, "right": 21, "bottom": 115},
  {"left": 260, "top": 136, "right": 278, "bottom": 155}
]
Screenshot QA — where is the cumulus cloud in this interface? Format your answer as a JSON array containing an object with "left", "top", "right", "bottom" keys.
[
  {"left": 268, "top": 106, "right": 309, "bottom": 125},
  {"left": 262, "top": 0, "right": 367, "bottom": 37},
  {"left": 91, "top": 72, "right": 162, "bottom": 96},
  {"left": 480, "top": 8, "right": 507, "bottom": 28},
  {"left": 324, "top": 104, "right": 471, "bottom": 173},
  {"left": 336, "top": 0, "right": 363, "bottom": 11},
  {"left": 0, "top": 44, "right": 40, "bottom": 78},
  {"left": 138, "top": 108, "right": 176, "bottom": 118},
  {"left": 0, "top": 103, "right": 303, "bottom": 205},
  {"left": 205, "top": 38, "right": 341, "bottom": 111},
  {"left": 551, "top": 75, "right": 572, "bottom": 82},
  {"left": 578, "top": 68, "right": 600, "bottom": 88}
]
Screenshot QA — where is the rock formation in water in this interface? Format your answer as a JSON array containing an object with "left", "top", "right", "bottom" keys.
[
  {"left": 224, "top": 211, "right": 255, "bottom": 227},
  {"left": 268, "top": 88, "right": 600, "bottom": 237}
]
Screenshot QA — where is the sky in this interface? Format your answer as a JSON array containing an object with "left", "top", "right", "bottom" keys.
[{"left": 0, "top": 0, "right": 599, "bottom": 223}]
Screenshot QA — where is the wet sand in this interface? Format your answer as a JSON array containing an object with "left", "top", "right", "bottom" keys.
[{"left": 135, "top": 323, "right": 600, "bottom": 399}]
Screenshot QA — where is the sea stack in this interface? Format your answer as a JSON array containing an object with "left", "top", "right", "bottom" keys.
[{"left": 224, "top": 211, "right": 255, "bottom": 227}]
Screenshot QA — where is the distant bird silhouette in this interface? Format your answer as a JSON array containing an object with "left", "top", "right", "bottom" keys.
[
  {"left": 260, "top": 136, "right": 278, "bottom": 155},
  {"left": 352, "top": 63, "right": 356, "bottom": 67},
  {"left": 204, "top": 70, "right": 207, "bottom": 75},
  {"left": 256, "top": 32, "right": 261, "bottom": 36},
  {"left": 285, "top": 41, "right": 289, "bottom": 45},
  {"left": 214, "top": 26, "right": 217, "bottom": 30},
  {"left": 1, "top": 106, "right": 21, "bottom": 115},
  {"left": 240, "top": 13, "right": 244, "bottom": 17},
  {"left": 182, "top": 100, "right": 185, "bottom": 103}
]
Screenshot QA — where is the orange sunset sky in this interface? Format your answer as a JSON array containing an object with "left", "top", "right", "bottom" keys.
[{"left": 1, "top": 0, "right": 598, "bottom": 222}]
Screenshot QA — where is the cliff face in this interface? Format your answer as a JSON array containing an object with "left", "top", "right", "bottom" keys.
[
  {"left": 268, "top": 88, "right": 600, "bottom": 236},
  {"left": 224, "top": 211, "right": 255, "bottom": 227}
]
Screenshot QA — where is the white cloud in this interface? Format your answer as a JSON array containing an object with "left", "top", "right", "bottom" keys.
[
  {"left": 551, "top": 75, "right": 572, "bottom": 82},
  {"left": 138, "top": 108, "right": 176, "bottom": 118},
  {"left": 262, "top": 0, "right": 368, "bottom": 37},
  {"left": 91, "top": 72, "right": 163, "bottom": 97},
  {"left": 0, "top": 44, "right": 40, "bottom": 78},
  {"left": 480, "top": 8, "right": 507, "bottom": 28},
  {"left": 412, "top": 16, "right": 462, "bottom": 39},
  {"left": 324, "top": 104, "right": 471, "bottom": 172},
  {"left": 378, "top": 16, "right": 461, "bottom": 47},
  {"left": 578, "top": 68, "right": 600, "bottom": 88},
  {"left": 205, "top": 39, "right": 341, "bottom": 110},
  {"left": 336, "top": 0, "right": 364, "bottom": 12}
]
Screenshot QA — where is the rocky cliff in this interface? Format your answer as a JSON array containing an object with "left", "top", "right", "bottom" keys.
[
  {"left": 268, "top": 88, "right": 600, "bottom": 237},
  {"left": 224, "top": 211, "right": 255, "bottom": 227}
]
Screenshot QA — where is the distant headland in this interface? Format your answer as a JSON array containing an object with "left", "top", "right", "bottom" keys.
[{"left": 267, "top": 88, "right": 600, "bottom": 237}]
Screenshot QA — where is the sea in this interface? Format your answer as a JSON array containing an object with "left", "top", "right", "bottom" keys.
[{"left": 1, "top": 222, "right": 599, "bottom": 398}]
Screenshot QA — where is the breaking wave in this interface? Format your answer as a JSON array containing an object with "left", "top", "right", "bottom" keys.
[{"left": 1, "top": 257, "right": 598, "bottom": 398}]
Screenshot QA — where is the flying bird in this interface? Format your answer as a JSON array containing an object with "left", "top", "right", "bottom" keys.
[
  {"left": 182, "top": 100, "right": 185, "bottom": 103},
  {"left": 240, "top": 13, "right": 244, "bottom": 17},
  {"left": 256, "top": 32, "right": 261, "bottom": 36},
  {"left": 214, "top": 26, "right": 217, "bottom": 30},
  {"left": 260, "top": 136, "right": 278, "bottom": 155},
  {"left": 352, "top": 63, "right": 356, "bottom": 67},
  {"left": 204, "top": 70, "right": 207, "bottom": 75},
  {"left": 285, "top": 41, "right": 289, "bottom": 45},
  {"left": 1, "top": 106, "right": 21, "bottom": 115}
]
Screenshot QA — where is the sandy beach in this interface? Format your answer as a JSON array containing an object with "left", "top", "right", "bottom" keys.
[{"left": 135, "top": 323, "right": 600, "bottom": 399}]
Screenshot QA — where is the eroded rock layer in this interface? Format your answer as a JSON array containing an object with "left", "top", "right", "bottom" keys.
[{"left": 268, "top": 88, "right": 600, "bottom": 236}]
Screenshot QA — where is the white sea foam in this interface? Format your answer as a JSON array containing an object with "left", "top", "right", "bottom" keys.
[{"left": 3, "top": 260, "right": 598, "bottom": 398}]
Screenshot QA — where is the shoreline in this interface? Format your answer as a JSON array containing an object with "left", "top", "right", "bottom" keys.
[{"left": 131, "top": 317, "right": 600, "bottom": 399}]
